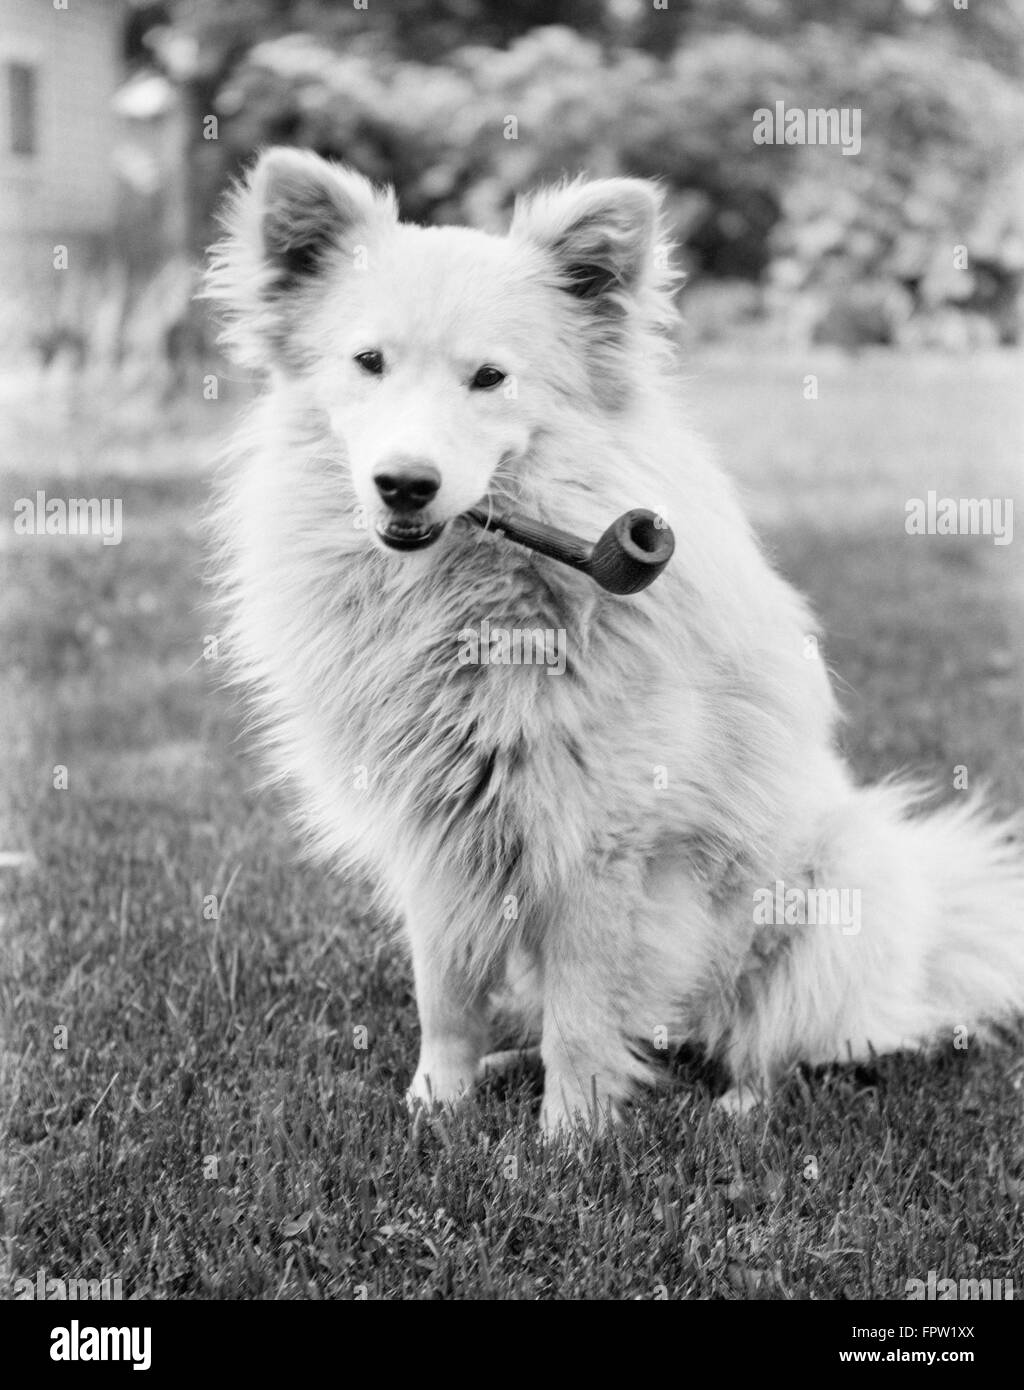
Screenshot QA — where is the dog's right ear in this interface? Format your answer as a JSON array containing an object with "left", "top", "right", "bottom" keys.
[
  {"left": 251, "top": 148, "right": 393, "bottom": 287},
  {"left": 204, "top": 147, "right": 396, "bottom": 367}
]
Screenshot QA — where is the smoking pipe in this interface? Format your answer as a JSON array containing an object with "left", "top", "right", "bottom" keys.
[{"left": 465, "top": 505, "right": 675, "bottom": 595}]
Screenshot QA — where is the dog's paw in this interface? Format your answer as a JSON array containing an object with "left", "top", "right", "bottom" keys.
[
  {"left": 405, "top": 1059, "right": 477, "bottom": 1111},
  {"left": 538, "top": 1082, "right": 620, "bottom": 1140},
  {"left": 476, "top": 1046, "right": 541, "bottom": 1081},
  {"left": 714, "top": 1084, "right": 766, "bottom": 1119}
]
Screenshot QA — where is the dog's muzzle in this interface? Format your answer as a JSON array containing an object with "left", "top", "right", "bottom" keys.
[{"left": 372, "top": 463, "right": 446, "bottom": 550}]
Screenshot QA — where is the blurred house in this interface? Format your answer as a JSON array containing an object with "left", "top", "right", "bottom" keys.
[{"left": 0, "top": 0, "right": 124, "bottom": 285}]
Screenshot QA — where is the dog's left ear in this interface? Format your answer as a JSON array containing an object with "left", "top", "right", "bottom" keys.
[{"left": 511, "top": 178, "right": 662, "bottom": 306}]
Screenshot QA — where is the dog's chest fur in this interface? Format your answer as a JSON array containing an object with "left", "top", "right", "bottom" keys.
[{"left": 270, "top": 534, "right": 678, "bottom": 914}]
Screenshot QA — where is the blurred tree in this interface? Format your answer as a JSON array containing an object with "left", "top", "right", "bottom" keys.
[{"left": 133, "top": 0, "right": 1024, "bottom": 341}]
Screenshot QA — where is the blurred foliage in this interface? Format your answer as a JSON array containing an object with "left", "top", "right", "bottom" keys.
[{"left": 125, "top": 1, "right": 1024, "bottom": 345}]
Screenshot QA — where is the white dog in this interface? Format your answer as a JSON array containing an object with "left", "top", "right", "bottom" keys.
[{"left": 206, "top": 148, "right": 1024, "bottom": 1133}]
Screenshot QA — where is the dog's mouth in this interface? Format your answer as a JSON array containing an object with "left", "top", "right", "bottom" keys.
[{"left": 374, "top": 518, "right": 446, "bottom": 552}]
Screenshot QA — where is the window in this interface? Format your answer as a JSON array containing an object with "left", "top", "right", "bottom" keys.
[{"left": 8, "top": 62, "right": 38, "bottom": 156}]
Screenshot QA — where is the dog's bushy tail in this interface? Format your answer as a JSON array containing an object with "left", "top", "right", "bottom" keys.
[
  {"left": 725, "top": 782, "right": 1024, "bottom": 1083},
  {"left": 894, "top": 787, "right": 1024, "bottom": 1036}
]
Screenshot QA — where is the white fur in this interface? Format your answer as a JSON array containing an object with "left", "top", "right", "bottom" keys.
[{"left": 206, "top": 149, "right": 1024, "bottom": 1133}]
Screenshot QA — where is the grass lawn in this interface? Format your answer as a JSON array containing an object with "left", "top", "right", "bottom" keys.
[{"left": 1, "top": 352, "right": 1022, "bottom": 1300}]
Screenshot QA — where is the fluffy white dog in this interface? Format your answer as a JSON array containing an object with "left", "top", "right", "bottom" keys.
[{"left": 206, "top": 148, "right": 1024, "bottom": 1133}]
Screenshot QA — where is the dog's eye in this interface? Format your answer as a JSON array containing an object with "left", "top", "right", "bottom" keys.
[
  {"left": 354, "top": 350, "right": 384, "bottom": 376},
  {"left": 470, "top": 365, "right": 505, "bottom": 390}
]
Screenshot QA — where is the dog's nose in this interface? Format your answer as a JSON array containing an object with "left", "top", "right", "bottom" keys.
[{"left": 373, "top": 464, "right": 441, "bottom": 513}]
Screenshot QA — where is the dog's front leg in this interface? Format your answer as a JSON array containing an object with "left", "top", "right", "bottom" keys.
[
  {"left": 404, "top": 903, "right": 490, "bottom": 1108},
  {"left": 539, "top": 866, "right": 643, "bottom": 1135}
]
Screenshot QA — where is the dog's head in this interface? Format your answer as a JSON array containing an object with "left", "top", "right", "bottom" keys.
[{"left": 206, "top": 147, "right": 676, "bottom": 554}]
